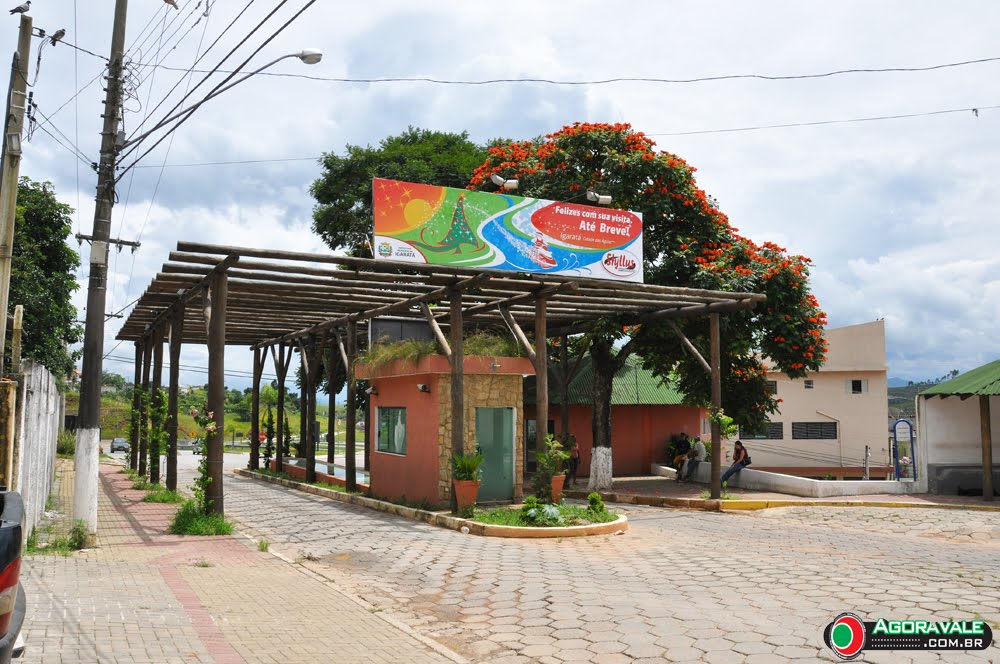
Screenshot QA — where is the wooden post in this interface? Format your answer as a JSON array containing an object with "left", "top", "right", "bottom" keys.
[
  {"left": 298, "top": 336, "right": 325, "bottom": 484},
  {"left": 299, "top": 358, "right": 307, "bottom": 458},
  {"left": 709, "top": 313, "right": 722, "bottom": 500},
  {"left": 138, "top": 335, "right": 152, "bottom": 477},
  {"left": 10, "top": 305, "right": 22, "bottom": 373},
  {"left": 560, "top": 335, "right": 570, "bottom": 439},
  {"left": 450, "top": 289, "right": 464, "bottom": 462},
  {"left": 326, "top": 348, "right": 336, "bottom": 464},
  {"left": 981, "top": 395, "right": 994, "bottom": 502},
  {"left": 150, "top": 327, "right": 164, "bottom": 485},
  {"left": 535, "top": 298, "right": 548, "bottom": 454},
  {"left": 271, "top": 343, "right": 291, "bottom": 472},
  {"left": 130, "top": 341, "right": 142, "bottom": 471},
  {"left": 249, "top": 346, "right": 262, "bottom": 470},
  {"left": 344, "top": 322, "right": 358, "bottom": 492},
  {"left": 166, "top": 307, "right": 183, "bottom": 492},
  {"left": 206, "top": 271, "right": 227, "bottom": 515}
]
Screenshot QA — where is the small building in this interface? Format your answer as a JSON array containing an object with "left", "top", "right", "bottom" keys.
[
  {"left": 525, "top": 355, "right": 707, "bottom": 477},
  {"left": 917, "top": 360, "right": 1000, "bottom": 497},
  {"left": 738, "top": 321, "right": 890, "bottom": 478},
  {"left": 360, "top": 355, "right": 535, "bottom": 506}
]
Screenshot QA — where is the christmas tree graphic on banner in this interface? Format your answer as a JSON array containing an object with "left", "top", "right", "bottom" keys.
[{"left": 418, "top": 194, "right": 483, "bottom": 254}]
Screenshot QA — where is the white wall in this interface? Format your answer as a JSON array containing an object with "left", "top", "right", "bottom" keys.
[
  {"left": 13, "top": 361, "right": 61, "bottom": 537},
  {"left": 920, "top": 394, "right": 1000, "bottom": 465}
]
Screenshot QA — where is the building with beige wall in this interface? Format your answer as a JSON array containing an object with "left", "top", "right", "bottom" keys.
[{"left": 730, "top": 321, "right": 890, "bottom": 478}]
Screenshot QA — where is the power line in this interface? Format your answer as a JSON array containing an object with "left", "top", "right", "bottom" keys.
[
  {"left": 104, "top": 353, "right": 278, "bottom": 380},
  {"left": 649, "top": 104, "right": 998, "bottom": 137},
  {"left": 60, "top": 40, "right": 108, "bottom": 61},
  {"left": 32, "top": 67, "right": 106, "bottom": 132},
  {"left": 132, "top": 155, "right": 320, "bottom": 168},
  {"left": 133, "top": 54, "right": 1000, "bottom": 86},
  {"left": 32, "top": 122, "right": 92, "bottom": 167}
]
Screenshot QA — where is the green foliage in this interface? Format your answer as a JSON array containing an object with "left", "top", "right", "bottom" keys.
[
  {"left": 169, "top": 499, "right": 233, "bottom": 536},
  {"left": 587, "top": 492, "right": 606, "bottom": 514},
  {"left": 132, "top": 477, "right": 154, "bottom": 491},
  {"left": 311, "top": 128, "right": 487, "bottom": 254},
  {"left": 261, "top": 406, "right": 275, "bottom": 468},
  {"left": 9, "top": 177, "right": 82, "bottom": 376},
  {"left": 451, "top": 452, "right": 483, "bottom": 481},
  {"left": 360, "top": 338, "right": 438, "bottom": 370},
  {"left": 474, "top": 501, "right": 617, "bottom": 527},
  {"left": 189, "top": 405, "right": 217, "bottom": 514},
  {"left": 532, "top": 435, "right": 570, "bottom": 503},
  {"left": 463, "top": 332, "right": 523, "bottom": 358},
  {"left": 143, "top": 488, "right": 184, "bottom": 503},
  {"left": 257, "top": 539, "right": 269, "bottom": 553},
  {"left": 67, "top": 520, "right": 88, "bottom": 550},
  {"left": 57, "top": 430, "right": 75, "bottom": 456},
  {"left": 149, "top": 388, "right": 169, "bottom": 480}
]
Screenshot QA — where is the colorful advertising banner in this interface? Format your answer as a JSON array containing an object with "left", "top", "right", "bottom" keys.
[{"left": 372, "top": 178, "right": 643, "bottom": 283}]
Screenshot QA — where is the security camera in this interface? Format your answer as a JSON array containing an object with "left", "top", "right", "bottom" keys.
[{"left": 417, "top": 383, "right": 430, "bottom": 393}]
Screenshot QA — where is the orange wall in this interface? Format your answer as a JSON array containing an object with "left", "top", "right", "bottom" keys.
[
  {"left": 367, "top": 373, "right": 442, "bottom": 505},
  {"left": 527, "top": 404, "right": 704, "bottom": 476}
]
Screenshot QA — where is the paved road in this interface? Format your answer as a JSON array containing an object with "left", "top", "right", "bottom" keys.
[{"left": 193, "top": 462, "right": 1000, "bottom": 664}]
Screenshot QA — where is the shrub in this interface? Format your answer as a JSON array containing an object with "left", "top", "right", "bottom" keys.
[
  {"left": 451, "top": 452, "right": 483, "bottom": 481},
  {"left": 523, "top": 502, "right": 564, "bottom": 527},
  {"left": 532, "top": 435, "right": 569, "bottom": 503},
  {"left": 169, "top": 500, "right": 233, "bottom": 536},
  {"left": 56, "top": 430, "right": 75, "bottom": 456},
  {"left": 257, "top": 539, "right": 269, "bottom": 553},
  {"left": 587, "top": 492, "right": 606, "bottom": 514},
  {"left": 143, "top": 488, "right": 185, "bottom": 504},
  {"left": 67, "top": 520, "right": 88, "bottom": 550},
  {"left": 463, "top": 332, "right": 523, "bottom": 358}
]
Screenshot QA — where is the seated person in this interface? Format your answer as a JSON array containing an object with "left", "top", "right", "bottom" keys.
[
  {"left": 683, "top": 437, "right": 707, "bottom": 480},
  {"left": 672, "top": 435, "right": 692, "bottom": 476}
]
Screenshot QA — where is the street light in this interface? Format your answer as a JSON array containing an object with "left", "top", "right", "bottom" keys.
[{"left": 123, "top": 49, "right": 324, "bottom": 151}]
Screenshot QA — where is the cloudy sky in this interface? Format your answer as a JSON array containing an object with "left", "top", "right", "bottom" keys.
[{"left": 2, "top": 0, "right": 998, "bottom": 389}]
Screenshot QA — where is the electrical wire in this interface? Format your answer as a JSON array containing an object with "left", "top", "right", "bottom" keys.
[
  {"left": 104, "top": 353, "right": 278, "bottom": 380},
  {"left": 132, "top": 155, "right": 320, "bottom": 168},
  {"left": 117, "top": 0, "right": 316, "bottom": 174},
  {"left": 133, "top": 54, "right": 1000, "bottom": 86},
  {"left": 32, "top": 67, "right": 106, "bottom": 132},
  {"left": 60, "top": 40, "right": 107, "bottom": 61},
  {"left": 32, "top": 122, "right": 92, "bottom": 168},
  {"left": 29, "top": 104, "right": 93, "bottom": 163}
]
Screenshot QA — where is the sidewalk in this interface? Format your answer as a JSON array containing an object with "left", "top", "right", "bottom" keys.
[{"left": 19, "top": 460, "right": 459, "bottom": 664}]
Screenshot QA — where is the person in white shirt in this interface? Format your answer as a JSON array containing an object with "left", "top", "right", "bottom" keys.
[{"left": 682, "top": 437, "right": 707, "bottom": 481}]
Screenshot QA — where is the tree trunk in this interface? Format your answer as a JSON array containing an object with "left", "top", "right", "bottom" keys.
[{"left": 587, "top": 338, "right": 616, "bottom": 491}]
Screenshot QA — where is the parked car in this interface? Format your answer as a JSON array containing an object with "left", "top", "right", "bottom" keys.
[
  {"left": 110, "top": 437, "right": 128, "bottom": 453},
  {"left": 0, "top": 490, "right": 26, "bottom": 663},
  {"left": 191, "top": 439, "right": 204, "bottom": 455}
]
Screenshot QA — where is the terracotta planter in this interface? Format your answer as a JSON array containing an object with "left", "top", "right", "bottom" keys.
[
  {"left": 453, "top": 479, "right": 480, "bottom": 512},
  {"left": 551, "top": 473, "right": 566, "bottom": 503}
]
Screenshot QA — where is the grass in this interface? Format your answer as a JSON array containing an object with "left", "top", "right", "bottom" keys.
[
  {"left": 700, "top": 482, "right": 740, "bottom": 500},
  {"left": 257, "top": 539, "right": 269, "bottom": 553},
  {"left": 143, "top": 488, "right": 185, "bottom": 504},
  {"left": 472, "top": 503, "right": 619, "bottom": 527},
  {"left": 132, "top": 477, "right": 155, "bottom": 491},
  {"left": 169, "top": 500, "right": 234, "bottom": 536},
  {"left": 26, "top": 520, "right": 89, "bottom": 555}
]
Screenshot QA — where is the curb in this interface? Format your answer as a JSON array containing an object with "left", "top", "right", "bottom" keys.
[
  {"left": 236, "top": 469, "right": 628, "bottom": 537},
  {"left": 564, "top": 488, "right": 1000, "bottom": 513}
]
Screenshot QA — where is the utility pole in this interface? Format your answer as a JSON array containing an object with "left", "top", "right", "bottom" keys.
[
  {"left": 74, "top": 0, "right": 129, "bottom": 533},
  {"left": 0, "top": 14, "right": 32, "bottom": 375}
]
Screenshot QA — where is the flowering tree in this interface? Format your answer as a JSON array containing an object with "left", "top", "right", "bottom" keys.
[{"left": 469, "top": 122, "right": 827, "bottom": 489}]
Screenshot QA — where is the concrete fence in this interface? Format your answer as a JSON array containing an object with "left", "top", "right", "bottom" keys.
[{"left": 10, "top": 361, "right": 61, "bottom": 536}]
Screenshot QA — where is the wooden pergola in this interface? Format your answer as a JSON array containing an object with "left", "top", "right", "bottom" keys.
[{"left": 116, "top": 241, "right": 766, "bottom": 514}]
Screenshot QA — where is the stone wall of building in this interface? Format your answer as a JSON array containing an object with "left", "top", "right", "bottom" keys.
[{"left": 437, "top": 373, "right": 524, "bottom": 502}]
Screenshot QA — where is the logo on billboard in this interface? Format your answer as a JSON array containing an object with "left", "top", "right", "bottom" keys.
[
  {"left": 602, "top": 250, "right": 638, "bottom": 277},
  {"left": 377, "top": 242, "right": 392, "bottom": 258}
]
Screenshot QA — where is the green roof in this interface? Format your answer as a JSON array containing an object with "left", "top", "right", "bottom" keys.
[
  {"left": 921, "top": 359, "right": 1000, "bottom": 397},
  {"left": 525, "top": 355, "right": 691, "bottom": 406}
]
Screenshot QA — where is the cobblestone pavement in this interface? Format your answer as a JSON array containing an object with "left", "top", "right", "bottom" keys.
[
  {"left": 204, "top": 467, "right": 1000, "bottom": 664},
  {"left": 20, "top": 460, "right": 454, "bottom": 664}
]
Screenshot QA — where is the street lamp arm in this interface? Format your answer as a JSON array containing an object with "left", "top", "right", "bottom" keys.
[{"left": 123, "top": 50, "right": 320, "bottom": 151}]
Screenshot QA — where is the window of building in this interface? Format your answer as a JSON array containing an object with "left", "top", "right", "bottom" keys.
[
  {"left": 849, "top": 379, "right": 868, "bottom": 394},
  {"left": 740, "top": 422, "right": 784, "bottom": 440},
  {"left": 377, "top": 407, "right": 406, "bottom": 455},
  {"left": 766, "top": 380, "right": 778, "bottom": 395},
  {"left": 791, "top": 421, "right": 838, "bottom": 439},
  {"left": 804, "top": 379, "right": 814, "bottom": 389}
]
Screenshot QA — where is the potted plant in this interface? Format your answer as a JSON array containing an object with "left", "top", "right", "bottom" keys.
[
  {"left": 451, "top": 452, "right": 483, "bottom": 514},
  {"left": 532, "top": 435, "right": 571, "bottom": 503}
]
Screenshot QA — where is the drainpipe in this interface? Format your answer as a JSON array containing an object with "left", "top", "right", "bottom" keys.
[{"left": 816, "top": 410, "right": 843, "bottom": 467}]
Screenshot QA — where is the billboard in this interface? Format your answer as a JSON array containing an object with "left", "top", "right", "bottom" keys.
[{"left": 372, "top": 178, "right": 643, "bottom": 282}]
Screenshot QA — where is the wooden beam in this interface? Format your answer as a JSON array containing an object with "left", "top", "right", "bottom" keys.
[
  {"left": 206, "top": 271, "right": 227, "bottom": 516},
  {"left": 166, "top": 306, "right": 183, "bottom": 491},
  {"left": 709, "top": 313, "right": 722, "bottom": 500},
  {"left": 150, "top": 326, "right": 164, "bottom": 485},
  {"left": 460, "top": 281, "right": 579, "bottom": 317},
  {"left": 981, "top": 395, "right": 994, "bottom": 502},
  {"left": 420, "top": 302, "right": 451, "bottom": 360},
  {"left": 668, "top": 321, "right": 712, "bottom": 375},
  {"left": 142, "top": 254, "right": 239, "bottom": 340},
  {"left": 499, "top": 307, "right": 536, "bottom": 365},
  {"left": 535, "top": 298, "right": 548, "bottom": 455}
]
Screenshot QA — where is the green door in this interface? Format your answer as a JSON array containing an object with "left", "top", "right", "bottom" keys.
[{"left": 476, "top": 407, "right": 514, "bottom": 501}]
